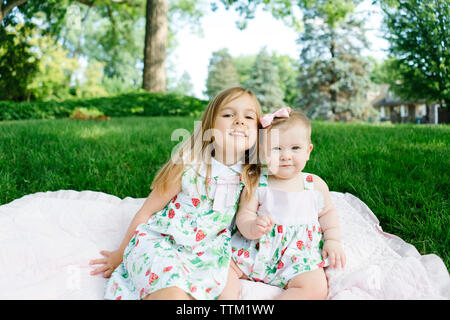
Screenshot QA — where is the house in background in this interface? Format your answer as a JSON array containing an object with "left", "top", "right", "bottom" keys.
[{"left": 369, "top": 84, "right": 447, "bottom": 124}]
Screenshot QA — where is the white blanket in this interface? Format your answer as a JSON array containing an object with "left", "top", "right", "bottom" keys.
[{"left": 0, "top": 190, "right": 448, "bottom": 300}]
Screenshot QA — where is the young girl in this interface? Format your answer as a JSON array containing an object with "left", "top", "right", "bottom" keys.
[
  {"left": 225, "top": 107, "right": 346, "bottom": 300},
  {"left": 89, "top": 86, "right": 262, "bottom": 300}
]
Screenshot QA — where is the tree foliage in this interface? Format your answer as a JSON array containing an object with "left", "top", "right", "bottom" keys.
[
  {"left": 379, "top": 0, "right": 449, "bottom": 108},
  {"left": 1, "top": 0, "right": 206, "bottom": 100},
  {"left": 27, "top": 31, "right": 81, "bottom": 101},
  {"left": 297, "top": 5, "right": 374, "bottom": 120},
  {"left": 0, "top": 23, "right": 38, "bottom": 101},
  {"left": 213, "top": 0, "right": 357, "bottom": 30},
  {"left": 244, "top": 47, "right": 286, "bottom": 112},
  {"left": 271, "top": 53, "right": 300, "bottom": 108},
  {"left": 205, "top": 48, "right": 240, "bottom": 98}
]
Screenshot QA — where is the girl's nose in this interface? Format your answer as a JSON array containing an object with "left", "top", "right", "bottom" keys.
[{"left": 234, "top": 116, "right": 245, "bottom": 125}]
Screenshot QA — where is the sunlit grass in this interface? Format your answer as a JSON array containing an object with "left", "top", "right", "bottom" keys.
[{"left": 1, "top": 117, "right": 449, "bottom": 270}]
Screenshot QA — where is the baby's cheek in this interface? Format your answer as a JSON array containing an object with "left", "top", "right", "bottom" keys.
[{"left": 267, "top": 158, "right": 279, "bottom": 173}]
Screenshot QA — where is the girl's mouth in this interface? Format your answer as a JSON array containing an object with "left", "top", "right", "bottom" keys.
[{"left": 229, "top": 130, "right": 247, "bottom": 137}]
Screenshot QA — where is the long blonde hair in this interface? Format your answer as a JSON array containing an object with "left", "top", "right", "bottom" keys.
[{"left": 151, "top": 86, "right": 263, "bottom": 199}]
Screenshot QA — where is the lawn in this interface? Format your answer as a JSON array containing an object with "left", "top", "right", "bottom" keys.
[{"left": 0, "top": 116, "right": 449, "bottom": 270}]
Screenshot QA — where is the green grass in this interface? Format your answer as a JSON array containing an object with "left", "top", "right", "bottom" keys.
[{"left": 1, "top": 117, "right": 449, "bottom": 270}]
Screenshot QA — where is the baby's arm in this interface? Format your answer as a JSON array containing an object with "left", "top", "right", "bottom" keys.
[
  {"left": 313, "top": 175, "right": 346, "bottom": 269},
  {"left": 90, "top": 165, "right": 182, "bottom": 277},
  {"left": 235, "top": 187, "right": 274, "bottom": 240}
]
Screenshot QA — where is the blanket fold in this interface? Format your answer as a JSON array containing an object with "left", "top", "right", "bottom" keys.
[{"left": 0, "top": 190, "right": 448, "bottom": 299}]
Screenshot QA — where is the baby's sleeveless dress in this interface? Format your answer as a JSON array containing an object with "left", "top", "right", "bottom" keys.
[
  {"left": 104, "top": 158, "right": 244, "bottom": 300},
  {"left": 231, "top": 172, "right": 329, "bottom": 288}
]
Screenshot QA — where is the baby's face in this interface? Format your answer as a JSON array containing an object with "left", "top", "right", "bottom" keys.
[{"left": 263, "top": 124, "right": 313, "bottom": 179}]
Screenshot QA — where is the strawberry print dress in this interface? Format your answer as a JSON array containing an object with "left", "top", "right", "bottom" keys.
[
  {"left": 104, "top": 158, "right": 244, "bottom": 300},
  {"left": 231, "top": 172, "right": 329, "bottom": 288}
]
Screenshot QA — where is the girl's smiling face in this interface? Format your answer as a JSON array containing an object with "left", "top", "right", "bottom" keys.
[
  {"left": 263, "top": 124, "right": 313, "bottom": 179},
  {"left": 212, "top": 93, "right": 259, "bottom": 164}
]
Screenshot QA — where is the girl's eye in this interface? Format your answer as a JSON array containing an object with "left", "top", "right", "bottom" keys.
[
  {"left": 246, "top": 116, "right": 254, "bottom": 119},
  {"left": 272, "top": 147, "right": 281, "bottom": 151},
  {"left": 223, "top": 114, "right": 233, "bottom": 117}
]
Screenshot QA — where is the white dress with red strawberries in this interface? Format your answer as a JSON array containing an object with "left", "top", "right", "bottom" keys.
[
  {"left": 104, "top": 158, "right": 243, "bottom": 300},
  {"left": 231, "top": 172, "right": 329, "bottom": 288}
]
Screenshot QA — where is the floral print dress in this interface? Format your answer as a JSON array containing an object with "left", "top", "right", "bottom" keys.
[
  {"left": 231, "top": 172, "right": 329, "bottom": 288},
  {"left": 104, "top": 158, "right": 244, "bottom": 300}
]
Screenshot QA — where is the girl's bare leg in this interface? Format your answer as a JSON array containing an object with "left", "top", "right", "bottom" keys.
[
  {"left": 275, "top": 268, "right": 328, "bottom": 300},
  {"left": 218, "top": 260, "right": 246, "bottom": 300},
  {"left": 143, "top": 286, "right": 194, "bottom": 300}
]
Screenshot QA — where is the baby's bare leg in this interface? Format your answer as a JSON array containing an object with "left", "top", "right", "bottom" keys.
[
  {"left": 275, "top": 268, "right": 328, "bottom": 300},
  {"left": 218, "top": 260, "right": 245, "bottom": 300}
]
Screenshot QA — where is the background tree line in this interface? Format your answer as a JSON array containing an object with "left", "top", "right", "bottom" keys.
[
  {"left": 0, "top": 0, "right": 204, "bottom": 101},
  {"left": 1, "top": 0, "right": 448, "bottom": 121}
]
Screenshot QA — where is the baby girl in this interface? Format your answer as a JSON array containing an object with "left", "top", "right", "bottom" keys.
[{"left": 223, "top": 107, "right": 346, "bottom": 300}]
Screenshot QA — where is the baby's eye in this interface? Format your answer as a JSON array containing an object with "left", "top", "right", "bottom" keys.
[{"left": 292, "top": 146, "right": 301, "bottom": 150}]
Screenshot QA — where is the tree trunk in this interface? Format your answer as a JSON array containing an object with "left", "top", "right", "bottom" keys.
[
  {"left": 142, "top": 0, "right": 167, "bottom": 92},
  {"left": 329, "top": 38, "right": 337, "bottom": 115}
]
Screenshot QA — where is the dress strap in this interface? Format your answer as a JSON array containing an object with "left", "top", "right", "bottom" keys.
[{"left": 302, "top": 172, "right": 314, "bottom": 191}]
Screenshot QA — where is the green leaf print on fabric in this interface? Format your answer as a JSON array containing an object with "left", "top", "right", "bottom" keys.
[
  {"left": 217, "top": 255, "right": 229, "bottom": 268},
  {"left": 190, "top": 256, "right": 202, "bottom": 264},
  {"left": 203, "top": 210, "right": 215, "bottom": 216},
  {"left": 270, "top": 228, "right": 276, "bottom": 238}
]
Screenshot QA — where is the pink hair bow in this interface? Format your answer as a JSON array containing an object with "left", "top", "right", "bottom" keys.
[{"left": 260, "top": 107, "right": 292, "bottom": 128}]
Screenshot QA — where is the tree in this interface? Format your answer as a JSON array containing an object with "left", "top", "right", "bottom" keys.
[
  {"left": 215, "top": 0, "right": 375, "bottom": 120},
  {"left": 205, "top": 48, "right": 240, "bottom": 98},
  {"left": 167, "top": 70, "right": 194, "bottom": 95},
  {"left": 27, "top": 31, "right": 80, "bottom": 101},
  {"left": 379, "top": 0, "right": 449, "bottom": 110},
  {"left": 0, "top": 23, "right": 38, "bottom": 101},
  {"left": 233, "top": 53, "right": 300, "bottom": 107},
  {"left": 271, "top": 53, "right": 300, "bottom": 108},
  {"left": 297, "top": 7, "right": 374, "bottom": 120},
  {"left": 244, "top": 47, "right": 286, "bottom": 112},
  {"left": 213, "top": 0, "right": 357, "bottom": 31},
  {"left": 232, "top": 54, "right": 256, "bottom": 86},
  {"left": 1, "top": 0, "right": 206, "bottom": 99},
  {"left": 142, "top": 0, "right": 167, "bottom": 92}
]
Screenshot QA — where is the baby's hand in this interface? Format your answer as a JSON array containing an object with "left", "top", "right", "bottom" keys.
[
  {"left": 322, "top": 240, "right": 346, "bottom": 269},
  {"left": 250, "top": 215, "right": 274, "bottom": 239}
]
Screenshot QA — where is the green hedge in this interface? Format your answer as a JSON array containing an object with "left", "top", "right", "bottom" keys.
[{"left": 0, "top": 92, "right": 209, "bottom": 121}]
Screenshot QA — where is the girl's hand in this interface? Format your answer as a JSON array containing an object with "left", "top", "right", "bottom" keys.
[
  {"left": 250, "top": 215, "right": 274, "bottom": 239},
  {"left": 322, "top": 240, "right": 346, "bottom": 269},
  {"left": 89, "top": 250, "right": 123, "bottom": 278}
]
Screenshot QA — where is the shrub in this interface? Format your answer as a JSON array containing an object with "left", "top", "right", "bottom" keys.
[{"left": 0, "top": 92, "right": 208, "bottom": 121}]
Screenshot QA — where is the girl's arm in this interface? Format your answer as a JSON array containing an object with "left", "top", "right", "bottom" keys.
[
  {"left": 90, "top": 170, "right": 181, "bottom": 277},
  {"left": 117, "top": 178, "right": 182, "bottom": 254},
  {"left": 235, "top": 187, "right": 274, "bottom": 240}
]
